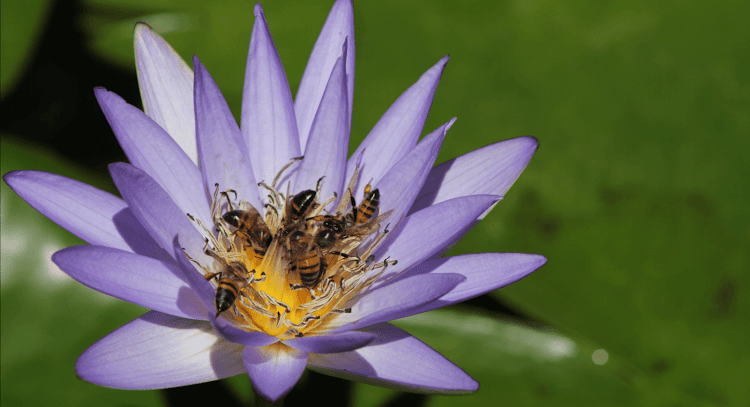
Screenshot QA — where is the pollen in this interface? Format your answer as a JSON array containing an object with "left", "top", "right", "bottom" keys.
[{"left": 187, "top": 164, "right": 397, "bottom": 340}]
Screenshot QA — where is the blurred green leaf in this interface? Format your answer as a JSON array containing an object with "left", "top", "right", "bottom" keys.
[
  {"left": 1, "top": 137, "right": 159, "bottom": 407},
  {"left": 348, "top": 309, "right": 706, "bottom": 407},
  {"left": 431, "top": 1, "right": 750, "bottom": 406},
  {"left": 0, "top": 0, "right": 53, "bottom": 99}
]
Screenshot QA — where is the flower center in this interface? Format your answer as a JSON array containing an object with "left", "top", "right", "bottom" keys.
[{"left": 189, "top": 165, "right": 396, "bottom": 340}]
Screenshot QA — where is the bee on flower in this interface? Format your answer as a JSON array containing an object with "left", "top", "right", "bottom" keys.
[{"left": 3, "top": 0, "right": 545, "bottom": 402}]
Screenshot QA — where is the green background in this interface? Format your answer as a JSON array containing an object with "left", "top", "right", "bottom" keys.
[{"left": 2, "top": 0, "right": 748, "bottom": 406}]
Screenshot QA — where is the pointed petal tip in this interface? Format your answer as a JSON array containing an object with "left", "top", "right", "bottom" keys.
[
  {"left": 133, "top": 21, "right": 152, "bottom": 34},
  {"left": 513, "top": 135, "right": 540, "bottom": 159},
  {"left": 253, "top": 2, "right": 264, "bottom": 17},
  {"left": 244, "top": 345, "right": 308, "bottom": 402},
  {"left": 446, "top": 117, "right": 457, "bottom": 130},
  {"left": 2, "top": 169, "right": 20, "bottom": 185},
  {"left": 535, "top": 253, "right": 548, "bottom": 267},
  {"left": 525, "top": 135, "right": 540, "bottom": 150}
]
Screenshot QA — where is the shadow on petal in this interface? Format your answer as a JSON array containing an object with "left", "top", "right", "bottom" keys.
[{"left": 112, "top": 207, "right": 175, "bottom": 264}]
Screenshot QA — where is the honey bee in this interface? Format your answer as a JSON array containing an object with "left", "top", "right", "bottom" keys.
[
  {"left": 286, "top": 230, "right": 326, "bottom": 288},
  {"left": 279, "top": 189, "right": 319, "bottom": 254},
  {"left": 345, "top": 185, "right": 380, "bottom": 228},
  {"left": 204, "top": 262, "right": 251, "bottom": 318},
  {"left": 222, "top": 206, "right": 273, "bottom": 261},
  {"left": 286, "top": 189, "right": 317, "bottom": 223}
]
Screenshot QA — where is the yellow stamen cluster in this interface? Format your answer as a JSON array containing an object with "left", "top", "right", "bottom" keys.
[{"left": 189, "top": 167, "right": 396, "bottom": 340}]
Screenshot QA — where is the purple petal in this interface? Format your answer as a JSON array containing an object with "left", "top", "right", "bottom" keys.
[
  {"left": 396, "top": 253, "right": 547, "bottom": 315},
  {"left": 108, "top": 162, "right": 216, "bottom": 310},
  {"left": 283, "top": 330, "right": 376, "bottom": 354},
  {"left": 193, "top": 56, "right": 262, "bottom": 210},
  {"left": 243, "top": 344, "right": 308, "bottom": 401},
  {"left": 410, "top": 136, "right": 539, "bottom": 216},
  {"left": 95, "top": 88, "right": 212, "bottom": 226},
  {"left": 76, "top": 311, "right": 245, "bottom": 389},
  {"left": 295, "top": 0, "right": 355, "bottom": 148},
  {"left": 3, "top": 170, "right": 170, "bottom": 262},
  {"left": 209, "top": 314, "right": 279, "bottom": 347},
  {"left": 241, "top": 4, "right": 301, "bottom": 192},
  {"left": 327, "top": 273, "right": 464, "bottom": 332},
  {"left": 345, "top": 56, "right": 449, "bottom": 198},
  {"left": 134, "top": 23, "right": 197, "bottom": 164},
  {"left": 309, "top": 323, "right": 478, "bottom": 393},
  {"left": 374, "top": 119, "right": 453, "bottom": 229},
  {"left": 293, "top": 48, "right": 349, "bottom": 204},
  {"left": 53, "top": 245, "right": 207, "bottom": 320},
  {"left": 373, "top": 195, "right": 500, "bottom": 281}
]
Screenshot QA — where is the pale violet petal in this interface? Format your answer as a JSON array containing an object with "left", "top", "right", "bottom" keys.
[
  {"left": 308, "top": 323, "right": 478, "bottom": 394},
  {"left": 3, "top": 170, "right": 170, "bottom": 262},
  {"left": 108, "top": 162, "right": 216, "bottom": 310},
  {"left": 393, "top": 253, "right": 547, "bottom": 315},
  {"left": 345, "top": 56, "right": 449, "bottom": 199},
  {"left": 96, "top": 88, "right": 212, "bottom": 227},
  {"left": 76, "top": 311, "right": 245, "bottom": 389},
  {"left": 295, "top": 0, "right": 355, "bottom": 148},
  {"left": 243, "top": 344, "right": 308, "bottom": 402},
  {"left": 292, "top": 49, "right": 349, "bottom": 204},
  {"left": 241, "top": 4, "right": 301, "bottom": 194},
  {"left": 327, "top": 273, "right": 463, "bottom": 332},
  {"left": 193, "top": 56, "right": 262, "bottom": 210},
  {"left": 209, "top": 314, "right": 279, "bottom": 347},
  {"left": 282, "top": 330, "right": 376, "bottom": 354},
  {"left": 52, "top": 245, "right": 207, "bottom": 320},
  {"left": 374, "top": 119, "right": 453, "bottom": 230},
  {"left": 134, "top": 23, "right": 197, "bottom": 164},
  {"left": 410, "top": 136, "right": 539, "bottom": 218},
  {"left": 373, "top": 195, "right": 499, "bottom": 281}
]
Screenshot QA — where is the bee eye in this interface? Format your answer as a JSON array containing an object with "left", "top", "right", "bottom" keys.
[
  {"left": 222, "top": 210, "right": 242, "bottom": 226},
  {"left": 316, "top": 230, "right": 335, "bottom": 247},
  {"left": 323, "top": 219, "right": 343, "bottom": 233}
]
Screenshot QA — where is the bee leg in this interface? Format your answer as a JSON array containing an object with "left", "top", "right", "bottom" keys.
[{"left": 349, "top": 193, "right": 358, "bottom": 221}]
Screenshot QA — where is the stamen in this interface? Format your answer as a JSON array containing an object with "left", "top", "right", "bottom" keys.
[{"left": 185, "top": 163, "right": 399, "bottom": 339}]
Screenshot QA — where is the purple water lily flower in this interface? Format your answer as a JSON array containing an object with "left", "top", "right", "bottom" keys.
[{"left": 3, "top": 0, "right": 545, "bottom": 402}]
